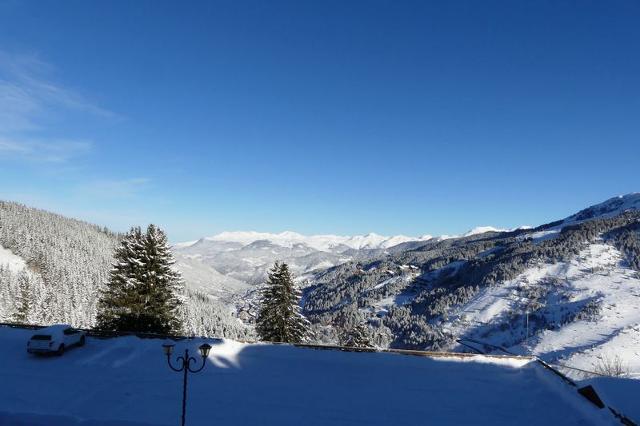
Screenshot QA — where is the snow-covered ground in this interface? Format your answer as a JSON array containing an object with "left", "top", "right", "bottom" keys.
[
  {"left": 447, "top": 243, "right": 640, "bottom": 376},
  {"left": 0, "top": 244, "right": 26, "bottom": 272},
  {"left": 0, "top": 326, "right": 627, "bottom": 426}
]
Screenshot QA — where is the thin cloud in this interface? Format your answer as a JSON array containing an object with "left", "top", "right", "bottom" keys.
[
  {"left": 0, "top": 50, "right": 115, "bottom": 121},
  {"left": 0, "top": 50, "right": 115, "bottom": 162},
  {"left": 0, "top": 137, "right": 91, "bottom": 163}
]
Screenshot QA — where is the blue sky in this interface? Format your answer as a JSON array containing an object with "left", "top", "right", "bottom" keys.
[{"left": 0, "top": 1, "right": 638, "bottom": 242}]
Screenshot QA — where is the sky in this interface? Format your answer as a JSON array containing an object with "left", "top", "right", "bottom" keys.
[{"left": 0, "top": 0, "right": 638, "bottom": 242}]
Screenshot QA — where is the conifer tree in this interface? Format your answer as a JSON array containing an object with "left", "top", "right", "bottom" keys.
[
  {"left": 140, "top": 224, "right": 184, "bottom": 333},
  {"left": 12, "top": 271, "right": 32, "bottom": 323},
  {"left": 256, "top": 262, "right": 311, "bottom": 343},
  {"left": 96, "top": 225, "right": 184, "bottom": 333},
  {"left": 340, "top": 322, "right": 372, "bottom": 348}
]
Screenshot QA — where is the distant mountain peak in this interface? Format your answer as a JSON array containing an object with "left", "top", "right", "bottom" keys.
[
  {"left": 462, "top": 225, "right": 533, "bottom": 237},
  {"left": 181, "top": 230, "right": 433, "bottom": 252},
  {"left": 463, "top": 226, "right": 509, "bottom": 237},
  {"left": 566, "top": 192, "right": 640, "bottom": 223}
]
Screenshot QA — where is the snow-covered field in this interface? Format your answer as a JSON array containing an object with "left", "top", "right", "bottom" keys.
[
  {"left": 0, "top": 326, "right": 628, "bottom": 426},
  {"left": 447, "top": 242, "right": 640, "bottom": 376}
]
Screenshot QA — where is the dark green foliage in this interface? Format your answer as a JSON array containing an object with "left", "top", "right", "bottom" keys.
[
  {"left": 96, "top": 225, "right": 184, "bottom": 334},
  {"left": 256, "top": 262, "right": 311, "bottom": 343}
]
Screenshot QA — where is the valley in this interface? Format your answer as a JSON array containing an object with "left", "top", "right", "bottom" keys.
[{"left": 1, "top": 194, "right": 639, "bottom": 379}]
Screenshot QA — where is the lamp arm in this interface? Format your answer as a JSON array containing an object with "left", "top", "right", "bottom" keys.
[
  {"left": 166, "top": 355, "right": 186, "bottom": 372},
  {"left": 187, "top": 356, "right": 207, "bottom": 373}
]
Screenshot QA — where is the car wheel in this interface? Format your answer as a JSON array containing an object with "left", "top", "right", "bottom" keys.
[
  {"left": 78, "top": 336, "right": 86, "bottom": 347},
  {"left": 57, "top": 344, "right": 65, "bottom": 356}
]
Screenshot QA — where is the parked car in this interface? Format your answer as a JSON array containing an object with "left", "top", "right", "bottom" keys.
[{"left": 27, "top": 324, "right": 86, "bottom": 355}]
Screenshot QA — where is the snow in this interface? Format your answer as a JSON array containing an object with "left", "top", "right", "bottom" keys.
[
  {"left": 447, "top": 242, "right": 640, "bottom": 376},
  {"left": 565, "top": 193, "right": 640, "bottom": 224},
  {"left": 525, "top": 244, "right": 640, "bottom": 370},
  {"left": 579, "top": 376, "right": 640, "bottom": 421},
  {"left": 0, "top": 326, "right": 620, "bottom": 425},
  {"left": 513, "top": 194, "right": 640, "bottom": 244},
  {"left": 171, "top": 240, "right": 198, "bottom": 249},
  {"left": 0, "top": 244, "right": 26, "bottom": 272},
  {"left": 173, "top": 252, "right": 249, "bottom": 300},
  {"left": 463, "top": 226, "right": 509, "bottom": 237},
  {"left": 32, "top": 324, "right": 72, "bottom": 339},
  {"left": 526, "top": 229, "right": 561, "bottom": 243},
  {"left": 193, "top": 231, "right": 434, "bottom": 251},
  {"left": 463, "top": 225, "right": 531, "bottom": 237}
]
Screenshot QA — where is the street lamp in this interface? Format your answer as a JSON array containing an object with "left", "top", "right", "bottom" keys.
[{"left": 162, "top": 342, "right": 212, "bottom": 426}]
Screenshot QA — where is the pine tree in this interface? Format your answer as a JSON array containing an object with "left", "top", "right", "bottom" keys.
[
  {"left": 340, "top": 322, "right": 372, "bottom": 348},
  {"left": 12, "top": 270, "right": 32, "bottom": 324},
  {"left": 96, "top": 225, "right": 184, "bottom": 334},
  {"left": 256, "top": 262, "right": 311, "bottom": 344},
  {"left": 140, "top": 224, "right": 185, "bottom": 333}
]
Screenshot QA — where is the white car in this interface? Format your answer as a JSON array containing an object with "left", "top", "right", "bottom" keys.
[{"left": 27, "top": 324, "right": 86, "bottom": 355}]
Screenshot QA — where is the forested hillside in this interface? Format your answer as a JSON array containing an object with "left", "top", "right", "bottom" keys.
[
  {"left": 0, "top": 201, "right": 252, "bottom": 339},
  {"left": 2, "top": 194, "right": 640, "bottom": 374},
  {"left": 0, "top": 201, "right": 117, "bottom": 326},
  {"left": 303, "top": 194, "right": 640, "bottom": 374}
]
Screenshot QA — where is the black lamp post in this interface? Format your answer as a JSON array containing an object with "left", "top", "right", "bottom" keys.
[{"left": 162, "top": 342, "right": 212, "bottom": 426}]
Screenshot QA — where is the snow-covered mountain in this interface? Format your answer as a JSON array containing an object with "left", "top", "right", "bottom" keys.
[
  {"left": 566, "top": 193, "right": 640, "bottom": 223},
  {"left": 303, "top": 193, "right": 640, "bottom": 376},
  {"left": 173, "top": 231, "right": 434, "bottom": 292},
  {"left": 2, "top": 193, "right": 640, "bottom": 377},
  {"left": 178, "top": 230, "right": 433, "bottom": 252}
]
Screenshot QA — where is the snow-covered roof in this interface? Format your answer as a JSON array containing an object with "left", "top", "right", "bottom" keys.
[{"left": 33, "top": 324, "right": 72, "bottom": 337}]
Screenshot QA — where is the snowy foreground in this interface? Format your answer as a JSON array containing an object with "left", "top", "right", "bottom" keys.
[{"left": 0, "top": 327, "right": 636, "bottom": 426}]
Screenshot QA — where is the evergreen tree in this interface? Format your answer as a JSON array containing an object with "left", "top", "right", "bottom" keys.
[
  {"left": 140, "top": 224, "right": 185, "bottom": 333},
  {"left": 12, "top": 270, "right": 32, "bottom": 323},
  {"left": 96, "top": 225, "right": 184, "bottom": 333},
  {"left": 340, "top": 322, "right": 372, "bottom": 348},
  {"left": 256, "top": 262, "right": 311, "bottom": 343}
]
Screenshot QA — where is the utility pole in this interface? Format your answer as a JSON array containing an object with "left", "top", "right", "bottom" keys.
[{"left": 525, "top": 311, "right": 529, "bottom": 349}]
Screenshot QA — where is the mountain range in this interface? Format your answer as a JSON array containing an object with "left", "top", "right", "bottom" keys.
[
  {"left": 302, "top": 193, "right": 640, "bottom": 377},
  {"left": 1, "top": 194, "right": 639, "bottom": 379},
  {"left": 172, "top": 231, "right": 435, "bottom": 299}
]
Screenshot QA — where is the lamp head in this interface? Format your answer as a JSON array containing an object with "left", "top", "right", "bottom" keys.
[
  {"left": 162, "top": 343, "right": 175, "bottom": 356},
  {"left": 198, "top": 343, "right": 212, "bottom": 358}
]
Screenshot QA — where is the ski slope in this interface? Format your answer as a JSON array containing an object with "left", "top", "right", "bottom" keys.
[{"left": 0, "top": 326, "right": 627, "bottom": 426}]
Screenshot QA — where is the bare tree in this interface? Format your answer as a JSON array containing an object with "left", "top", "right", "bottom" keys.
[{"left": 592, "top": 354, "right": 629, "bottom": 378}]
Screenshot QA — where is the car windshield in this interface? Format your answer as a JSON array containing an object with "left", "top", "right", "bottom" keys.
[{"left": 31, "top": 335, "right": 52, "bottom": 341}]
